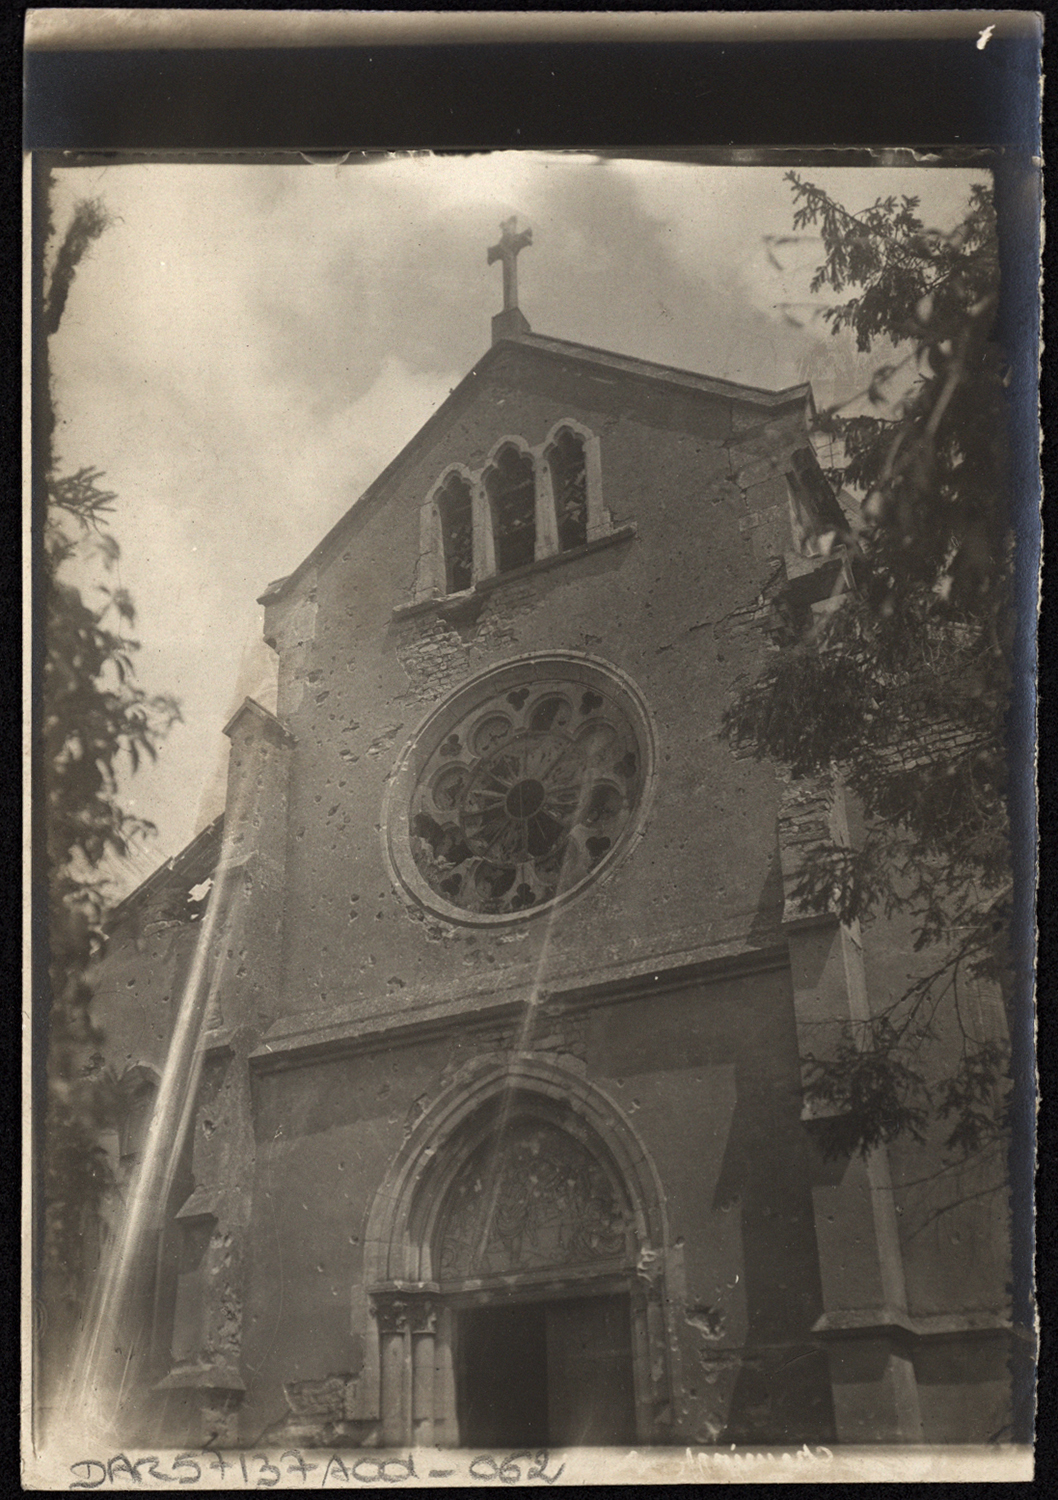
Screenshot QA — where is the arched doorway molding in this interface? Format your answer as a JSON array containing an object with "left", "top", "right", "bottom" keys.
[{"left": 359, "top": 1058, "right": 675, "bottom": 1448}]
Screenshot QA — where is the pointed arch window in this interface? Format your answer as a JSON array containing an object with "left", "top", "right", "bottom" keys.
[
  {"left": 411, "top": 420, "right": 625, "bottom": 608},
  {"left": 485, "top": 444, "right": 537, "bottom": 574},
  {"left": 546, "top": 427, "right": 589, "bottom": 552},
  {"left": 118, "top": 1076, "right": 157, "bottom": 1184},
  {"left": 436, "top": 473, "right": 474, "bottom": 593}
]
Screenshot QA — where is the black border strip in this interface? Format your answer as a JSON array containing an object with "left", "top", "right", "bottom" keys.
[{"left": 25, "top": 37, "right": 1042, "bottom": 152}]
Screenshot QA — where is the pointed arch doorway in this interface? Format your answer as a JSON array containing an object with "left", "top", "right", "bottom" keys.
[
  {"left": 362, "top": 1062, "right": 673, "bottom": 1449},
  {"left": 441, "top": 1115, "right": 637, "bottom": 1449}
]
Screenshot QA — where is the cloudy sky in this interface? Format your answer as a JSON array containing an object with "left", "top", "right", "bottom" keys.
[{"left": 46, "top": 152, "right": 984, "bottom": 893}]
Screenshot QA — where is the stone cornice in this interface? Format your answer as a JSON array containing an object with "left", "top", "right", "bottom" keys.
[{"left": 248, "top": 938, "right": 789, "bottom": 1072}]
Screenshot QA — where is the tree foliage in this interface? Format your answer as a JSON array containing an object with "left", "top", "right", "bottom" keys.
[
  {"left": 43, "top": 196, "right": 112, "bottom": 338},
  {"left": 39, "top": 195, "right": 180, "bottom": 1341},
  {"left": 723, "top": 174, "right": 1015, "bottom": 1164},
  {"left": 43, "top": 472, "right": 182, "bottom": 1321}
]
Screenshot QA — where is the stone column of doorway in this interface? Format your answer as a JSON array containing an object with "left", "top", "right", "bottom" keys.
[
  {"left": 373, "top": 1297, "right": 408, "bottom": 1449},
  {"left": 409, "top": 1299, "right": 438, "bottom": 1447},
  {"left": 630, "top": 1278, "right": 674, "bottom": 1443},
  {"left": 372, "top": 1290, "right": 440, "bottom": 1449}
]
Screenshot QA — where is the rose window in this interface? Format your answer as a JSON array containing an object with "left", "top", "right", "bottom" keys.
[{"left": 389, "top": 662, "right": 651, "bottom": 921}]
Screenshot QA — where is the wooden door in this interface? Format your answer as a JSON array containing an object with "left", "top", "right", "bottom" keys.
[{"left": 545, "top": 1294, "right": 636, "bottom": 1447}]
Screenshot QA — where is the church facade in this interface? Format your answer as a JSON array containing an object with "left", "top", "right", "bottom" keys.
[{"left": 88, "top": 227, "right": 1013, "bottom": 1452}]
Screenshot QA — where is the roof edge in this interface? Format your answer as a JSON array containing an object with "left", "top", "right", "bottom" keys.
[
  {"left": 257, "top": 341, "right": 506, "bottom": 605},
  {"left": 515, "top": 330, "right": 813, "bottom": 408},
  {"left": 222, "top": 695, "right": 296, "bottom": 744},
  {"left": 106, "top": 813, "right": 225, "bottom": 925}
]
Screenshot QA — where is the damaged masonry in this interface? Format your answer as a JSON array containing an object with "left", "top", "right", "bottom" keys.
[{"left": 79, "top": 219, "right": 1013, "bottom": 1453}]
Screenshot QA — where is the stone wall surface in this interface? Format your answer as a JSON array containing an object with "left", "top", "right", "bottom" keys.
[
  {"left": 80, "top": 340, "right": 1015, "bottom": 1451},
  {"left": 263, "top": 346, "right": 804, "bottom": 1028},
  {"left": 237, "top": 965, "right": 834, "bottom": 1447}
]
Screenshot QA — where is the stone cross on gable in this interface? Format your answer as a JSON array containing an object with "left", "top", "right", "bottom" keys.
[{"left": 487, "top": 216, "right": 533, "bottom": 312}]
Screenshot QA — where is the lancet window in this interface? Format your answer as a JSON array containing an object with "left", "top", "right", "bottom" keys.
[
  {"left": 416, "top": 421, "right": 611, "bottom": 603},
  {"left": 436, "top": 472, "right": 474, "bottom": 593},
  {"left": 546, "top": 426, "right": 589, "bottom": 552},
  {"left": 485, "top": 444, "right": 537, "bottom": 574}
]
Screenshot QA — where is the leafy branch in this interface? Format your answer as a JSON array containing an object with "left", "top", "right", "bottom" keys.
[
  {"left": 723, "top": 177, "right": 1014, "bottom": 1173},
  {"left": 38, "top": 192, "right": 180, "bottom": 1355}
]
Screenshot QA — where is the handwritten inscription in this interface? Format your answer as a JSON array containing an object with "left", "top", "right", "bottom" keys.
[
  {"left": 65, "top": 1445, "right": 839, "bottom": 1488},
  {"left": 68, "top": 1449, "right": 567, "bottom": 1489}
]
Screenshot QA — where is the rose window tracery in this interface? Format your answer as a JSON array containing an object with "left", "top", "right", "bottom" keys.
[{"left": 404, "top": 671, "right": 646, "bottom": 918}]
